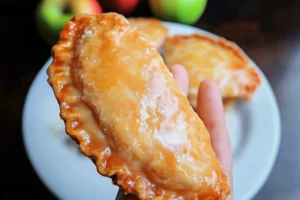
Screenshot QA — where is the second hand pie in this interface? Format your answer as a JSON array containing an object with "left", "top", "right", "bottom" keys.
[
  {"left": 164, "top": 34, "right": 261, "bottom": 109},
  {"left": 47, "top": 13, "right": 230, "bottom": 200}
]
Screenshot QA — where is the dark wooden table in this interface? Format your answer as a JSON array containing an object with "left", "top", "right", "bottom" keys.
[{"left": 2, "top": 0, "right": 299, "bottom": 199}]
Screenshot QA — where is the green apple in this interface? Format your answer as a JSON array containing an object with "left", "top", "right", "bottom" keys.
[
  {"left": 149, "top": 0, "right": 207, "bottom": 25},
  {"left": 36, "top": 0, "right": 102, "bottom": 45}
]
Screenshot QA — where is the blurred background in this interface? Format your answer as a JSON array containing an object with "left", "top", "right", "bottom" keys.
[{"left": 1, "top": 0, "right": 300, "bottom": 199}]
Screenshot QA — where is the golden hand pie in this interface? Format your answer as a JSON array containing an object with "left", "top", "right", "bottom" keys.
[
  {"left": 128, "top": 17, "right": 168, "bottom": 49},
  {"left": 47, "top": 13, "right": 230, "bottom": 200},
  {"left": 164, "top": 34, "right": 261, "bottom": 109}
]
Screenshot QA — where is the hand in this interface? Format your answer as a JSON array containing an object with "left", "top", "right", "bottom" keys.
[{"left": 116, "top": 65, "right": 233, "bottom": 200}]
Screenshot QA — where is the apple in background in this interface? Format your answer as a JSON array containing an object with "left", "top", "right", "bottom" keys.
[
  {"left": 149, "top": 0, "right": 207, "bottom": 25},
  {"left": 113, "top": 0, "right": 140, "bottom": 15},
  {"left": 98, "top": 0, "right": 140, "bottom": 16},
  {"left": 36, "top": 0, "right": 102, "bottom": 45}
]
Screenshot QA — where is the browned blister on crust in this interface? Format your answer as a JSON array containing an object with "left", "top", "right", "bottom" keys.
[
  {"left": 164, "top": 34, "right": 261, "bottom": 109},
  {"left": 128, "top": 17, "right": 169, "bottom": 49},
  {"left": 47, "top": 13, "right": 230, "bottom": 200}
]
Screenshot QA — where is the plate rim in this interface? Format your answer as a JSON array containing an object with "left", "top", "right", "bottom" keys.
[{"left": 22, "top": 21, "right": 281, "bottom": 200}]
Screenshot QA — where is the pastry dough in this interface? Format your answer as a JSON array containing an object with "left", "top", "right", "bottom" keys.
[
  {"left": 128, "top": 17, "right": 168, "bottom": 49},
  {"left": 164, "top": 34, "right": 261, "bottom": 109},
  {"left": 47, "top": 13, "right": 230, "bottom": 200}
]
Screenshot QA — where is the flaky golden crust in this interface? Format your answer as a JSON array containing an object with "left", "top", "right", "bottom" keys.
[
  {"left": 164, "top": 34, "right": 261, "bottom": 109},
  {"left": 128, "top": 17, "right": 169, "bottom": 49},
  {"left": 47, "top": 13, "right": 230, "bottom": 200}
]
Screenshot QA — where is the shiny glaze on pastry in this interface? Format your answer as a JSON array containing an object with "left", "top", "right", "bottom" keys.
[
  {"left": 128, "top": 17, "right": 168, "bottom": 49},
  {"left": 47, "top": 13, "right": 230, "bottom": 200},
  {"left": 164, "top": 34, "right": 261, "bottom": 109}
]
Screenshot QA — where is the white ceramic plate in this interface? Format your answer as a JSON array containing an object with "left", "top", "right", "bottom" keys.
[{"left": 22, "top": 22, "right": 281, "bottom": 200}]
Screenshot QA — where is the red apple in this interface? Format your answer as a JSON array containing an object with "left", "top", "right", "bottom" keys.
[
  {"left": 71, "top": 0, "right": 102, "bottom": 14},
  {"left": 99, "top": 0, "right": 140, "bottom": 16},
  {"left": 113, "top": 0, "right": 140, "bottom": 15},
  {"left": 36, "top": 0, "right": 102, "bottom": 45}
]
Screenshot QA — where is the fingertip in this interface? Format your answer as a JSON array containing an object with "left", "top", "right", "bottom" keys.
[
  {"left": 170, "top": 64, "right": 189, "bottom": 96},
  {"left": 198, "top": 79, "right": 224, "bottom": 116},
  {"left": 170, "top": 64, "right": 185, "bottom": 71},
  {"left": 199, "top": 80, "right": 220, "bottom": 94},
  {"left": 170, "top": 64, "right": 188, "bottom": 80}
]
